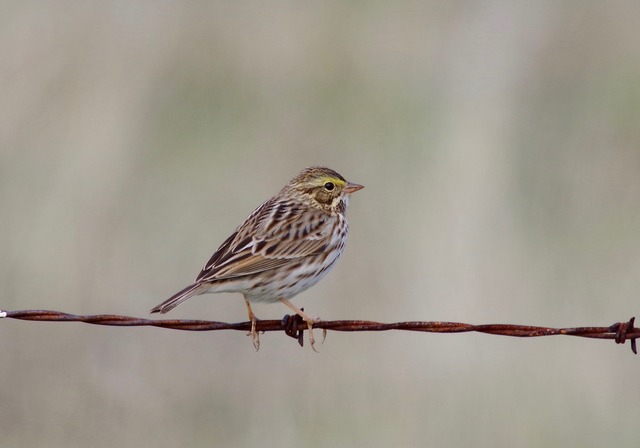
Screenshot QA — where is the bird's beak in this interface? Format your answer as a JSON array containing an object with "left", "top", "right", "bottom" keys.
[{"left": 343, "top": 182, "right": 364, "bottom": 194}]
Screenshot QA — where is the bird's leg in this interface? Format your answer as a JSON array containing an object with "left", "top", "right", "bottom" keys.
[
  {"left": 278, "top": 298, "right": 324, "bottom": 352},
  {"left": 244, "top": 297, "right": 259, "bottom": 351}
]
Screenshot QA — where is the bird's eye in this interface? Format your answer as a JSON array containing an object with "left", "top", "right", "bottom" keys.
[{"left": 324, "top": 182, "right": 335, "bottom": 191}]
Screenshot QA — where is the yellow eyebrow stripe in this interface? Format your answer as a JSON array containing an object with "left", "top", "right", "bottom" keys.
[{"left": 319, "top": 177, "right": 346, "bottom": 187}]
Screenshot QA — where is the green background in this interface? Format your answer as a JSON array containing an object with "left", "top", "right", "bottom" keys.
[{"left": 2, "top": 2, "right": 639, "bottom": 447}]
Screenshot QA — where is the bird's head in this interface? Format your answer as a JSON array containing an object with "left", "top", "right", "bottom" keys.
[{"left": 282, "top": 166, "right": 364, "bottom": 213}]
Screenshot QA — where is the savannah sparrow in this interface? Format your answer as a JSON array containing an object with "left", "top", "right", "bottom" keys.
[{"left": 150, "top": 166, "right": 363, "bottom": 350}]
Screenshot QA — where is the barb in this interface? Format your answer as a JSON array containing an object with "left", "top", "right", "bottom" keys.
[{"left": 1, "top": 309, "right": 638, "bottom": 354}]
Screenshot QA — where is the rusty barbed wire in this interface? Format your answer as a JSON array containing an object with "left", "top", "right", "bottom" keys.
[{"left": 0, "top": 309, "right": 637, "bottom": 354}]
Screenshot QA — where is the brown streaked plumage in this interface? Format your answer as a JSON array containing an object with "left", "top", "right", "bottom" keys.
[{"left": 150, "top": 166, "right": 363, "bottom": 350}]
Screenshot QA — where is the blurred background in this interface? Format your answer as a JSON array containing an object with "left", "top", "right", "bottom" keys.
[{"left": 2, "top": 1, "right": 640, "bottom": 447}]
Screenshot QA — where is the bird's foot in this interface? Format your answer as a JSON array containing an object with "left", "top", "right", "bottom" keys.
[
  {"left": 305, "top": 318, "right": 319, "bottom": 353},
  {"left": 247, "top": 317, "right": 260, "bottom": 351},
  {"left": 278, "top": 299, "right": 326, "bottom": 352},
  {"left": 306, "top": 315, "right": 327, "bottom": 351},
  {"left": 281, "top": 312, "right": 325, "bottom": 351}
]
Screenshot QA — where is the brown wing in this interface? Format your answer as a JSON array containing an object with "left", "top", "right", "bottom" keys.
[{"left": 195, "top": 198, "right": 333, "bottom": 283}]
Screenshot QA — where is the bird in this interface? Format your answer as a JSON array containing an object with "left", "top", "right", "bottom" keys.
[{"left": 150, "top": 166, "right": 364, "bottom": 350}]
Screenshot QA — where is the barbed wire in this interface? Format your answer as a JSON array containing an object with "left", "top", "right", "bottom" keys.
[{"left": 1, "top": 309, "right": 637, "bottom": 354}]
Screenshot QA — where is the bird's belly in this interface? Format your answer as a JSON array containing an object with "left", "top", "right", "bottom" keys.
[{"left": 244, "top": 253, "right": 341, "bottom": 304}]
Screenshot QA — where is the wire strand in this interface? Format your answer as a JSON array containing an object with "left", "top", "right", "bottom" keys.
[{"left": 1, "top": 309, "right": 637, "bottom": 354}]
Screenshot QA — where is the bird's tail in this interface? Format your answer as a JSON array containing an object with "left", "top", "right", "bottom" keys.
[{"left": 150, "top": 283, "right": 209, "bottom": 314}]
